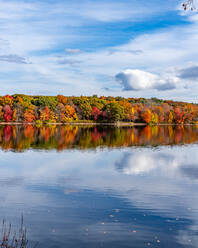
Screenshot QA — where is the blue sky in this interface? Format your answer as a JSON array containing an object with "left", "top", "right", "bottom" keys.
[{"left": 0, "top": 0, "right": 198, "bottom": 101}]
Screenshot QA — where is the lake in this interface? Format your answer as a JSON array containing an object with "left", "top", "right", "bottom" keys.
[{"left": 0, "top": 125, "right": 198, "bottom": 247}]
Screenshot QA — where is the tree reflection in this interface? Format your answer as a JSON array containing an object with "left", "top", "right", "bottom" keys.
[{"left": 0, "top": 125, "right": 198, "bottom": 151}]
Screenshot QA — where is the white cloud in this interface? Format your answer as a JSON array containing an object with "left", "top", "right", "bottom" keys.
[
  {"left": 115, "top": 69, "right": 177, "bottom": 91},
  {"left": 47, "top": 0, "right": 174, "bottom": 23}
]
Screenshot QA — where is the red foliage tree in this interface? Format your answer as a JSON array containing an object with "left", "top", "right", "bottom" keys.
[
  {"left": 174, "top": 107, "right": 184, "bottom": 124},
  {"left": 4, "top": 95, "right": 13, "bottom": 100},
  {"left": 45, "top": 106, "right": 50, "bottom": 120},
  {"left": 92, "top": 107, "right": 101, "bottom": 121},
  {"left": 3, "top": 105, "right": 13, "bottom": 122}
]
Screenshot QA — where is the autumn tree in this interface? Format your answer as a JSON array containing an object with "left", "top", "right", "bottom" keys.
[
  {"left": 141, "top": 109, "right": 152, "bottom": 124},
  {"left": 3, "top": 105, "right": 13, "bottom": 122},
  {"left": 0, "top": 95, "right": 13, "bottom": 106},
  {"left": 0, "top": 106, "right": 3, "bottom": 121},
  {"left": 63, "top": 105, "right": 78, "bottom": 122},
  {"left": 33, "top": 96, "right": 58, "bottom": 111},
  {"left": 24, "top": 107, "right": 36, "bottom": 123},
  {"left": 39, "top": 106, "right": 50, "bottom": 122},
  {"left": 91, "top": 107, "right": 101, "bottom": 121},
  {"left": 119, "top": 101, "right": 135, "bottom": 121},
  {"left": 79, "top": 102, "right": 92, "bottom": 120},
  {"left": 12, "top": 108, "right": 17, "bottom": 122},
  {"left": 150, "top": 112, "right": 159, "bottom": 124},
  {"left": 168, "top": 111, "right": 174, "bottom": 124},
  {"left": 57, "top": 95, "right": 67, "bottom": 105},
  {"left": 105, "top": 102, "right": 125, "bottom": 122},
  {"left": 174, "top": 107, "right": 184, "bottom": 124}
]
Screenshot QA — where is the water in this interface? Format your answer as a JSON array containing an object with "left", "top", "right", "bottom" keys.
[{"left": 0, "top": 125, "right": 198, "bottom": 247}]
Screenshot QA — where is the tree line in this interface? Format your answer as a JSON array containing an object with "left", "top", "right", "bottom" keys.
[{"left": 0, "top": 94, "right": 198, "bottom": 124}]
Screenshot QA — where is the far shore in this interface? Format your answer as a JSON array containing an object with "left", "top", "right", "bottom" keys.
[
  {"left": 0, "top": 122, "right": 198, "bottom": 127},
  {"left": 0, "top": 121, "right": 145, "bottom": 126}
]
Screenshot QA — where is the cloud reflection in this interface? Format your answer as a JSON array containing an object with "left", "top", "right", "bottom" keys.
[{"left": 0, "top": 142, "right": 198, "bottom": 246}]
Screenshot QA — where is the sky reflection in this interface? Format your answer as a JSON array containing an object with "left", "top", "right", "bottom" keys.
[{"left": 0, "top": 126, "right": 198, "bottom": 247}]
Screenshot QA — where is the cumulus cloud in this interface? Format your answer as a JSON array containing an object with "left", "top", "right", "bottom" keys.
[{"left": 115, "top": 69, "right": 177, "bottom": 91}]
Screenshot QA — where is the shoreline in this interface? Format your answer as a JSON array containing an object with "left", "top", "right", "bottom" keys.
[
  {"left": 0, "top": 122, "right": 198, "bottom": 127},
  {"left": 0, "top": 122, "right": 145, "bottom": 126}
]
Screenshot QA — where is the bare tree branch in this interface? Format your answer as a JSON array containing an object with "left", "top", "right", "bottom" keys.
[{"left": 182, "top": 0, "right": 196, "bottom": 10}]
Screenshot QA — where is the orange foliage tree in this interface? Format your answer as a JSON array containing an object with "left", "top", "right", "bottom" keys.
[
  {"left": 60, "top": 105, "right": 78, "bottom": 122},
  {"left": 141, "top": 109, "right": 152, "bottom": 124}
]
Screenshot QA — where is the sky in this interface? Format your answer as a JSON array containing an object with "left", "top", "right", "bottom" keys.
[{"left": 1, "top": 0, "right": 198, "bottom": 101}]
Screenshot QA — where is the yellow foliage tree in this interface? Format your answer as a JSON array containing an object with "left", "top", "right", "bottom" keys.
[
  {"left": 61, "top": 105, "right": 78, "bottom": 122},
  {"left": 168, "top": 111, "right": 174, "bottom": 124}
]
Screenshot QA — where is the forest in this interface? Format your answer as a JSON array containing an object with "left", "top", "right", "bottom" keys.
[{"left": 0, "top": 94, "right": 198, "bottom": 124}]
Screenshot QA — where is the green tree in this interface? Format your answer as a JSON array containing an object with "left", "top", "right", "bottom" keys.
[
  {"left": 105, "top": 102, "right": 125, "bottom": 122},
  {"left": 32, "top": 96, "right": 58, "bottom": 111}
]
